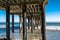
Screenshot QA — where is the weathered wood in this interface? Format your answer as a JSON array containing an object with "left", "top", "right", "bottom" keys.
[
  {"left": 35, "top": 19, "right": 38, "bottom": 29},
  {"left": 0, "top": 4, "right": 42, "bottom": 14},
  {"left": 28, "top": 18, "right": 29, "bottom": 29},
  {"left": 31, "top": 13, "right": 33, "bottom": 33},
  {"left": 41, "top": 4, "right": 46, "bottom": 40},
  {"left": 0, "top": 0, "right": 43, "bottom": 5},
  {"left": 0, "top": 1, "right": 48, "bottom": 40},
  {"left": 38, "top": 20, "right": 41, "bottom": 26},
  {"left": 33, "top": 18, "right": 35, "bottom": 30},
  {"left": 20, "top": 14, "right": 23, "bottom": 32},
  {"left": 12, "top": 14, "right": 14, "bottom": 40},
  {"left": 6, "top": 5, "right": 10, "bottom": 40},
  {"left": 22, "top": 5, "right": 27, "bottom": 40},
  {"left": 28, "top": 18, "right": 30, "bottom": 29},
  {"left": 37, "top": 19, "right": 39, "bottom": 29}
]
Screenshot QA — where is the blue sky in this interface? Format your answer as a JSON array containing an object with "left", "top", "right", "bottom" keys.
[
  {"left": 45, "top": 0, "right": 60, "bottom": 22},
  {"left": 0, "top": 0, "right": 60, "bottom": 22}
]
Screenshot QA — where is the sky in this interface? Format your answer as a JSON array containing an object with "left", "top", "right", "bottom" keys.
[
  {"left": 0, "top": 0, "right": 60, "bottom": 22},
  {"left": 45, "top": 0, "right": 60, "bottom": 22}
]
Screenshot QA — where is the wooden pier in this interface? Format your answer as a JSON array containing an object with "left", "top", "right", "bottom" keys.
[{"left": 0, "top": 0, "right": 48, "bottom": 40}]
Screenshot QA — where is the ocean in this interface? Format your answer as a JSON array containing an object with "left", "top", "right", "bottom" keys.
[
  {"left": 0, "top": 22, "right": 60, "bottom": 40},
  {"left": 46, "top": 22, "right": 60, "bottom": 40}
]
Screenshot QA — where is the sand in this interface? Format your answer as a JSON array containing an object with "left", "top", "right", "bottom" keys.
[{"left": 13, "top": 29, "right": 42, "bottom": 40}]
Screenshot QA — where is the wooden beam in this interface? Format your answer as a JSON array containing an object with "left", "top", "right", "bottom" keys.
[
  {"left": 38, "top": 6, "right": 39, "bottom": 12},
  {"left": 10, "top": 5, "right": 22, "bottom": 13},
  {"left": 0, "top": 1, "right": 43, "bottom": 5},
  {"left": 27, "top": 5, "right": 31, "bottom": 12},
  {"left": 32, "top": 5, "right": 35, "bottom": 12},
  {"left": 30, "top": 4, "right": 34, "bottom": 12},
  {"left": 36, "top": 5, "right": 38, "bottom": 12},
  {"left": 29, "top": 5, "right": 32, "bottom": 12},
  {"left": 35, "top": 5, "right": 37, "bottom": 12},
  {"left": 6, "top": 5, "right": 10, "bottom": 40},
  {"left": 0, "top": 4, "right": 42, "bottom": 13}
]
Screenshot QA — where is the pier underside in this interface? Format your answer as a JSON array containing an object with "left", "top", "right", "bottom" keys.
[{"left": 0, "top": 0, "right": 48, "bottom": 40}]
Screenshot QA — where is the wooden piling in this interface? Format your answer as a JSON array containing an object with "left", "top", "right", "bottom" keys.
[
  {"left": 28, "top": 18, "right": 30, "bottom": 29},
  {"left": 33, "top": 18, "right": 35, "bottom": 30},
  {"left": 19, "top": 15, "right": 20, "bottom": 33},
  {"left": 41, "top": 4, "right": 46, "bottom": 40},
  {"left": 6, "top": 5, "right": 10, "bottom": 40},
  {"left": 20, "top": 14, "right": 23, "bottom": 32},
  {"left": 31, "top": 13, "right": 33, "bottom": 33},
  {"left": 22, "top": 5, "right": 27, "bottom": 40},
  {"left": 12, "top": 14, "right": 14, "bottom": 40},
  {"left": 12, "top": 14, "right": 14, "bottom": 33},
  {"left": 37, "top": 19, "right": 38, "bottom": 29}
]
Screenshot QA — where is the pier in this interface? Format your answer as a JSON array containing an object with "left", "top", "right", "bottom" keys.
[{"left": 0, "top": 0, "right": 48, "bottom": 40}]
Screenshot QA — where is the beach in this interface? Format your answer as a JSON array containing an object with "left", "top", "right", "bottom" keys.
[{"left": 0, "top": 29, "right": 60, "bottom": 40}]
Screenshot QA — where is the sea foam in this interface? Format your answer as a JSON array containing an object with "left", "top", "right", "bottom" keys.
[{"left": 46, "top": 26, "right": 60, "bottom": 30}]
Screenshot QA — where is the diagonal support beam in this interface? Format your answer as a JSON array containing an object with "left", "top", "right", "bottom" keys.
[{"left": 27, "top": 5, "right": 31, "bottom": 12}]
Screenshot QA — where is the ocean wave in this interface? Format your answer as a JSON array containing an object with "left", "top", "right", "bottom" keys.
[
  {"left": 0, "top": 25, "right": 60, "bottom": 30},
  {"left": 0, "top": 25, "right": 19, "bottom": 28},
  {"left": 46, "top": 26, "right": 60, "bottom": 30},
  {"left": 0, "top": 25, "right": 6, "bottom": 28}
]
